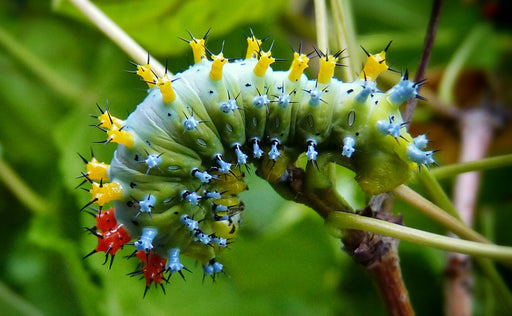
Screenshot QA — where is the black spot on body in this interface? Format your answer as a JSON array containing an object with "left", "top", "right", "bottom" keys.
[
  {"left": 347, "top": 89, "right": 354, "bottom": 94},
  {"left": 130, "top": 182, "right": 136, "bottom": 188}
]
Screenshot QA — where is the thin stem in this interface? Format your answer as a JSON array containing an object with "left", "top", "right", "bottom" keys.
[
  {"left": 438, "top": 24, "right": 490, "bottom": 104},
  {"left": 68, "top": 0, "right": 166, "bottom": 77},
  {"left": 0, "top": 157, "right": 52, "bottom": 216},
  {"left": 480, "top": 210, "right": 512, "bottom": 312},
  {"left": 330, "top": 0, "right": 358, "bottom": 82},
  {"left": 0, "top": 282, "right": 44, "bottom": 316},
  {"left": 326, "top": 212, "right": 512, "bottom": 262},
  {"left": 0, "top": 26, "right": 82, "bottom": 101},
  {"left": 417, "top": 169, "right": 460, "bottom": 219},
  {"left": 430, "top": 154, "right": 512, "bottom": 179},
  {"left": 392, "top": 185, "right": 488, "bottom": 244},
  {"left": 403, "top": 0, "right": 444, "bottom": 122},
  {"left": 314, "top": 0, "right": 329, "bottom": 52}
]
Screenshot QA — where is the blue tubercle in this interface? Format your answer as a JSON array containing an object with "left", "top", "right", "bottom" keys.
[
  {"left": 182, "top": 115, "right": 200, "bottom": 131},
  {"left": 252, "top": 138, "right": 264, "bottom": 158},
  {"left": 407, "top": 143, "right": 436, "bottom": 168},
  {"left": 216, "top": 155, "right": 231, "bottom": 173},
  {"left": 219, "top": 99, "right": 239, "bottom": 114},
  {"left": 277, "top": 93, "right": 290, "bottom": 110},
  {"left": 268, "top": 140, "right": 281, "bottom": 161},
  {"left": 308, "top": 88, "right": 322, "bottom": 107},
  {"left": 180, "top": 214, "right": 199, "bottom": 231},
  {"left": 165, "top": 248, "right": 187, "bottom": 278},
  {"left": 342, "top": 136, "right": 356, "bottom": 158},
  {"left": 182, "top": 190, "right": 201, "bottom": 205},
  {"left": 407, "top": 147, "right": 436, "bottom": 168},
  {"left": 211, "top": 236, "right": 228, "bottom": 247},
  {"left": 144, "top": 153, "right": 162, "bottom": 174},
  {"left": 194, "top": 229, "right": 211, "bottom": 245},
  {"left": 355, "top": 80, "right": 378, "bottom": 104},
  {"left": 233, "top": 144, "right": 248, "bottom": 165},
  {"left": 376, "top": 118, "right": 404, "bottom": 138},
  {"left": 213, "top": 203, "right": 228, "bottom": 212},
  {"left": 192, "top": 169, "right": 215, "bottom": 183},
  {"left": 134, "top": 227, "right": 158, "bottom": 253},
  {"left": 138, "top": 194, "right": 156, "bottom": 216},
  {"left": 252, "top": 94, "right": 270, "bottom": 109},
  {"left": 413, "top": 134, "right": 429, "bottom": 149},
  {"left": 388, "top": 77, "right": 419, "bottom": 106},
  {"left": 203, "top": 258, "right": 223, "bottom": 277},
  {"left": 204, "top": 190, "right": 222, "bottom": 199},
  {"left": 203, "top": 263, "right": 214, "bottom": 276},
  {"left": 306, "top": 141, "right": 318, "bottom": 161}
]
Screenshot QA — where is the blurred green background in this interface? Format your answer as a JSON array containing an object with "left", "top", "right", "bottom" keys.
[{"left": 1, "top": 0, "right": 512, "bottom": 315}]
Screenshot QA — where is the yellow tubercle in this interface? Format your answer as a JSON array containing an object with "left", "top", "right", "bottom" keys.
[
  {"left": 87, "top": 158, "right": 109, "bottom": 181},
  {"left": 107, "top": 127, "right": 134, "bottom": 148},
  {"left": 246, "top": 36, "right": 262, "bottom": 59},
  {"left": 189, "top": 38, "right": 207, "bottom": 64},
  {"left": 318, "top": 54, "right": 338, "bottom": 84},
  {"left": 253, "top": 51, "right": 275, "bottom": 77},
  {"left": 136, "top": 64, "right": 157, "bottom": 88},
  {"left": 156, "top": 74, "right": 176, "bottom": 103},
  {"left": 98, "top": 112, "right": 124, "bottom": 130},
  {"left": 211, "top": 169, "right": 248, "bottom": 195},
  {"left": 90, "top": 181, "right": 123, "bottom": 206},
  {"left": 211, "top": 213, "right": 241, "bottom": 239},
  {"left": 209, "top": 53, "right": 227, "bottom": 81},
  {"left": 360, "top": 50, "right": 389, "bottom": 81},
  {"left": 288, "top": 52, "right": 309, "bottom": 82},
  {"left": 212, "top": 196, "right": 241, "bottom": 207}
]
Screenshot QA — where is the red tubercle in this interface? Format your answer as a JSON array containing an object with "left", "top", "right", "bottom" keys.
[
  {"left": 95, "top": 207, "right": 117, "bottom": 232},
  {"left": 136, "top": 250, "right": 167, "bottom": 286},
  {"left": 95, "top": 225, "right": 131, "bottom": 255},
  {"left": 85, "top": 223, "right": 132, "bottom": 268}
]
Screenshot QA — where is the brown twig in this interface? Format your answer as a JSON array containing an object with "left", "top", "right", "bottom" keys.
[
  {"left": 271, "top": 163, "right": 415, "bottom": 316},
  {"left": 403, "top": 0, "right": 444, "bottom": 123},
  {"left": 343, "top": 194, "right": 415, "bottom": 316}
]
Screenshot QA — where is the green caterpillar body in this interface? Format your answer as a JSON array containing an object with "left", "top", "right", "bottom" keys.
[{"left": 81, "top": 32, "right": 433, "bottom": 292}]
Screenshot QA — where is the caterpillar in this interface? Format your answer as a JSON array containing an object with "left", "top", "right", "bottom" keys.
[{"left": 79, "top": 29, "right": 434, "bottom": 295}]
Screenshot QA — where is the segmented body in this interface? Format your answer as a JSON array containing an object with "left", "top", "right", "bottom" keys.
[{"left": 80, "top": 31, "right": 433, "bottom": 291}]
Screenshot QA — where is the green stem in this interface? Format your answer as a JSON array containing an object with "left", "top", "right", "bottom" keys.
[
  {"left": 0, "top": 26, "right": 82, "bottom": 101},
  {"left": 0, "top": 282, "right": 43, "bottom": 316},
  {"left": 0, "top": 157, "right": 52, "bottom": 216},
  {"left": 417, "top": 169, "right": 460, "bottom": 219},
  {"left": 330, "top": 0, "right": 358, "bottom": 82},
  {"left": 438, "top": 24, "right": 490, "bottom": 104},
  {"left": 314, "top": 0, "right": 329, "bottom": 51},
  {"left": 392, "top": 185, "right": 487, "bottom": 244},
  {"left": 67, "top": 0, "right": 165, "bottom": 77},
  {"left": 479, "top": 209, "right": 512, "bottom": 311},
  {"left": 431, "top": 154, "right": 512, "bottom": 179},
  {"left": 326, "top": 212, "right": 512, "bottom": 262}
]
